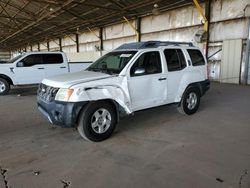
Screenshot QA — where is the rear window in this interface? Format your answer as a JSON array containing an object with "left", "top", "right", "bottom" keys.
[
  {"left": 164, "top": 49, "right": 186, "bottom": 72},
  {"left": 187, "top": 49, "right": 205, "bottom": 66},
  {"left": 42, "top": 54, "right": 63, "bottom": 64}
]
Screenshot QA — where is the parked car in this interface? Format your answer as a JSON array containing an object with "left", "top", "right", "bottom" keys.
[
  {"left": 0, "top": 52, "right": 92, "bottom": 95},
  {"left": 0, "top": 60, "right": 6, "bottom": 64},
  {"left": 37, "top": 41, "right": 210, "bottom": 142}
]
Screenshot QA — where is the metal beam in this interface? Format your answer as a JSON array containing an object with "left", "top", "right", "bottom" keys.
[
  {"left": 193, "top": 0, "right": 208, "bottom": 31},
  {"left": 0, "top": 0, "right": 75, "bottom": 44},
  {"left": 123, "top": 16, "right": 139, "bottom": 42}
]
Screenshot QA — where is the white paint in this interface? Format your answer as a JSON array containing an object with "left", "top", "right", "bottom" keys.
[
  {"left": 0, "top": 52, "right": 91, "bottom": 86},
  {"left": 42, "top": 45, "right": 207, "bottom": 114}
]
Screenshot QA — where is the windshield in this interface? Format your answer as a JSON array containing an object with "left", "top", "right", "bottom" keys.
[
  {"left": 87, "top": 51, "right": 137, "bottom": 74},
  {"left": 6, "top": 54, "right": 24, "bottom": 64}
]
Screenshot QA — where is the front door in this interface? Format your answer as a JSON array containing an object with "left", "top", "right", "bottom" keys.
[
  {"left": 14, "top": 54, "right": 45, "bottom": 85},
  {"left": 128, "top": 51, "right": 167, "bottom": 111}
]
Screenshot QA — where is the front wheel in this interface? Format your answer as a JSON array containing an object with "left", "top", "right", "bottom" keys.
[
  {"left": 178, "top": 87, "right": 200, "bottom": 115},
  {"left": 0, "top": 78, "right": 10, "bottom": 95},
  {"left": 77, "top": 101, "right": 117, "bottom": 142}
]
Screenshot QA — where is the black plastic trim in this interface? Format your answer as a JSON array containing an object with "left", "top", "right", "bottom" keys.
[{"left": 37, "top": 97, "right": 88, "bottom": 128}]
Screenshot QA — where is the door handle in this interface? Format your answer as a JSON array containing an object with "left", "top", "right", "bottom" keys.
[
  {"left": 158, "top": 77, "right": 167, "bottom": 81},
  {"left": 60, "top": 66, "right": 66, "bottom": 69},
  {"left": 38, "top": 67, "right": 44, "bottom": 70}
]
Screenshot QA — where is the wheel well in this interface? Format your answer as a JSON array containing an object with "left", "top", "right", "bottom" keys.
[
  {"left": 186, "top": 83, "right": 202, "bottom": 96},
  {"left": 94, "top": 99, "right": 122, "bottom": 122},
  {"left": 0, "top": 74, "right": 13, "bottom": 85}
]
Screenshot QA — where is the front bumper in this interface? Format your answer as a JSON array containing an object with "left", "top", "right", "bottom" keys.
[{"left": 37, "top": 97, "right": 88, "bottom": 128}]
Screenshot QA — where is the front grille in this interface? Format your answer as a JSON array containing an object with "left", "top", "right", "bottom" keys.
[{"left": 38, "top": 83, "right": 59, "bottom": 102}]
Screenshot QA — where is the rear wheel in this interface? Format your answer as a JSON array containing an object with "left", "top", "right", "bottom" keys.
[
  {"left": 77, "top": 101, "right": 117, "bottom": 142},
  {"left": 0, "top": 78, "right": 10, "bottom": 95},
  {"left": 178, "top": 86, "right": 200, "bottom": 115}
]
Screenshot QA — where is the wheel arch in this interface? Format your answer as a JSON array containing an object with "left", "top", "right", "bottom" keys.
[
  {"left": 175, "top": 81, "right": 203, "bottom": 103},
  {"left": 0, "top": 74, "right": 13, "bottom": 85},
  {"left": 76, "top": 99, "right": 123, "bottom": 127}
]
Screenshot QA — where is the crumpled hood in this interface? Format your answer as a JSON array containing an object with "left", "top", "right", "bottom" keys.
[{"left": 42, "top": 71, "right": 114, "bottom": 88}]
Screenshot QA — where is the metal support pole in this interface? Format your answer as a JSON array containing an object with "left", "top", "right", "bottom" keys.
[
  {"left": 76, "top": 34, "right": 79, "bottom": 52},
  {"left": 38, "top": 43, "right": 40, "bottom": 51},
  {"left": 136, "top": 17, "right": 141, "bottom": 42},
  {"left": 243, "top": 18, "right": 250, "bottom": 85},
  {"left": 30, "top": 45, "right": 33, "bottom": 52},
  {"left": 205, "top": 0, "right": 211, "bottom": 59},
  {"left": 47, "top": 41, "right": 50, "bottom": 51},
  {"left": 99, "top": 27, "right": 103, "bottom": 51},
  {"left": 59, "top": 37, "right": 62, "bottom": 52}
]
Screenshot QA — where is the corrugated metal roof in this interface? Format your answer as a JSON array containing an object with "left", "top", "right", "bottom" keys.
[{"left": 0, "top": 0, "right": 198, "bottom": 51}]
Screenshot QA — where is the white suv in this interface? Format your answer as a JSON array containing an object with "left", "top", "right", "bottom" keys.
[{"left": 37, "top": 41, "right": 210, "bottom": 142}]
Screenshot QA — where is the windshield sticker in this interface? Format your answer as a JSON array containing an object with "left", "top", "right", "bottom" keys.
[{"left": 120, "top": 54, "right": 132, "bottom": 58}]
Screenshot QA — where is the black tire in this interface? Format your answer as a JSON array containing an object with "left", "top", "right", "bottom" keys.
[
  {"left": 0, "top": 78, "right": 10, "bottom": 95},
  {"left": 178, "top": 86, "right": 200, "bottom": 115},
  {"left": 77, "top": 101, "right": 117, "bottom": 142}
]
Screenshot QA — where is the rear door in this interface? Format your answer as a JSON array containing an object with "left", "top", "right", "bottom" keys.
[
  {"left": 164, "top": 48, "right": 188, "bottom": 102},
  {"left": 14, "top": 54, "right": 45, "bottom": 84},
  {"left": 42, "top": 53, "right": 68, "bottom": 78}
]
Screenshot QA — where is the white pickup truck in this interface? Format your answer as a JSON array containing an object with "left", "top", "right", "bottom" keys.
[
  {"left": 37, "top": 41, "right": 210, "bottom": 142},
  {"left": 0, "top": 52, "right": 92, "bottom": 95}
]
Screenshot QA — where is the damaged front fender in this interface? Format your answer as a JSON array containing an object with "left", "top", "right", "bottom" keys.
[{"left": 70, "top": 78, "right": 133, "bottom": 114}]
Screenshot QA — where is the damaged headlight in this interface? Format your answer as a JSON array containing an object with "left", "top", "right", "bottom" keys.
[{"left": 55, "top": 88, "right": 74, "bottom": 101}]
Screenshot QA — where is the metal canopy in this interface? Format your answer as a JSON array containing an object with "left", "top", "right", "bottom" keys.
[{"left": 0, "top": 0, "right": 196, "bottom": 51}]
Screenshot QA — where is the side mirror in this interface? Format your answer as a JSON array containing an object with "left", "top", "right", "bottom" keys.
[
  {"left": 134, "top": 67, "right": 145, "bottom": 76},
  {"left": 16, "top": 62, "right": 24, "bottom": 67}
]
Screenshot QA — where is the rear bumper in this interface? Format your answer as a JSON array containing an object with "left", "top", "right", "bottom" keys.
[
  {"left": 200, "top": 79, "right": 210, "bottom": 96},
  {"left": 37, "top": 97, "right": 88, "bottom": 128}
]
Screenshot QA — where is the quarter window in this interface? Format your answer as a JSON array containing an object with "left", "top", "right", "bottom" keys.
[
  {"left": 164, "top": 49, "right": 186, "bottom": 72},
  {"left": 187, "top": 49, "right": 205, "bottom": 66},
  {"left": 130, "top": 51, "right": 162, "bottom": 76}
]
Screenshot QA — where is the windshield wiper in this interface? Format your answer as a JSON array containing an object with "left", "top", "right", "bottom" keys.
[{"left": 87, "top": 68, "right": 113, "bottom": 75}]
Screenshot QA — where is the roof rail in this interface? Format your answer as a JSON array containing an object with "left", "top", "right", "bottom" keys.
[{"left": 116, "top": 41, "right": 194, "bottom": 50}]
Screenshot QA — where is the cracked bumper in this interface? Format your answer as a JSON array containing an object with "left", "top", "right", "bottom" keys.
[{"left": 37, "top": 97, "right": 88, "bottom": 128}]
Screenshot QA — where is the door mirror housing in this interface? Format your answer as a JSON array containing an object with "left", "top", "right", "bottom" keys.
[
  {"left": 134, "top": 67, "right": 145, "bottom": 76},
  {"left": 16, "top": 62, "right": 24, "bottom": 67}
]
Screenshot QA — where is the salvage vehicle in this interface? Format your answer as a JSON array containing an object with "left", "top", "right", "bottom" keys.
[
  {"left": 37, "top": 41, "right": 210, "bottom": 142},
  {"left": 0, "top": 52, "right": 92, "bottom": 95}
]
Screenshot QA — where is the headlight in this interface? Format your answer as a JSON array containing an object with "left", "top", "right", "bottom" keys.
[{"left": 55, "top": 88, "right": 74, "bottom": 101}]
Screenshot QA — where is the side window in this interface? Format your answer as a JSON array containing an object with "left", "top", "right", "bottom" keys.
[
  {"left": 21, "top": 55, "right": 43, "bottom": 67},
  {"left": 43, "top": 54, "right": 63, "bottom": 64},
  {"left": 130, "top": 51, "right": 162, "bottom": 76},
  {"left": 187, "top": 49, "right": 205, "bottom": 66},
  {"left": 164, "top": 49, "right": 186, "bottom": 72}
]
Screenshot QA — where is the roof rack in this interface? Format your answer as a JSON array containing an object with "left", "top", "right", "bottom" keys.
[{"left": 116, "top": 41, "right": 194, "bottom": 50}]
